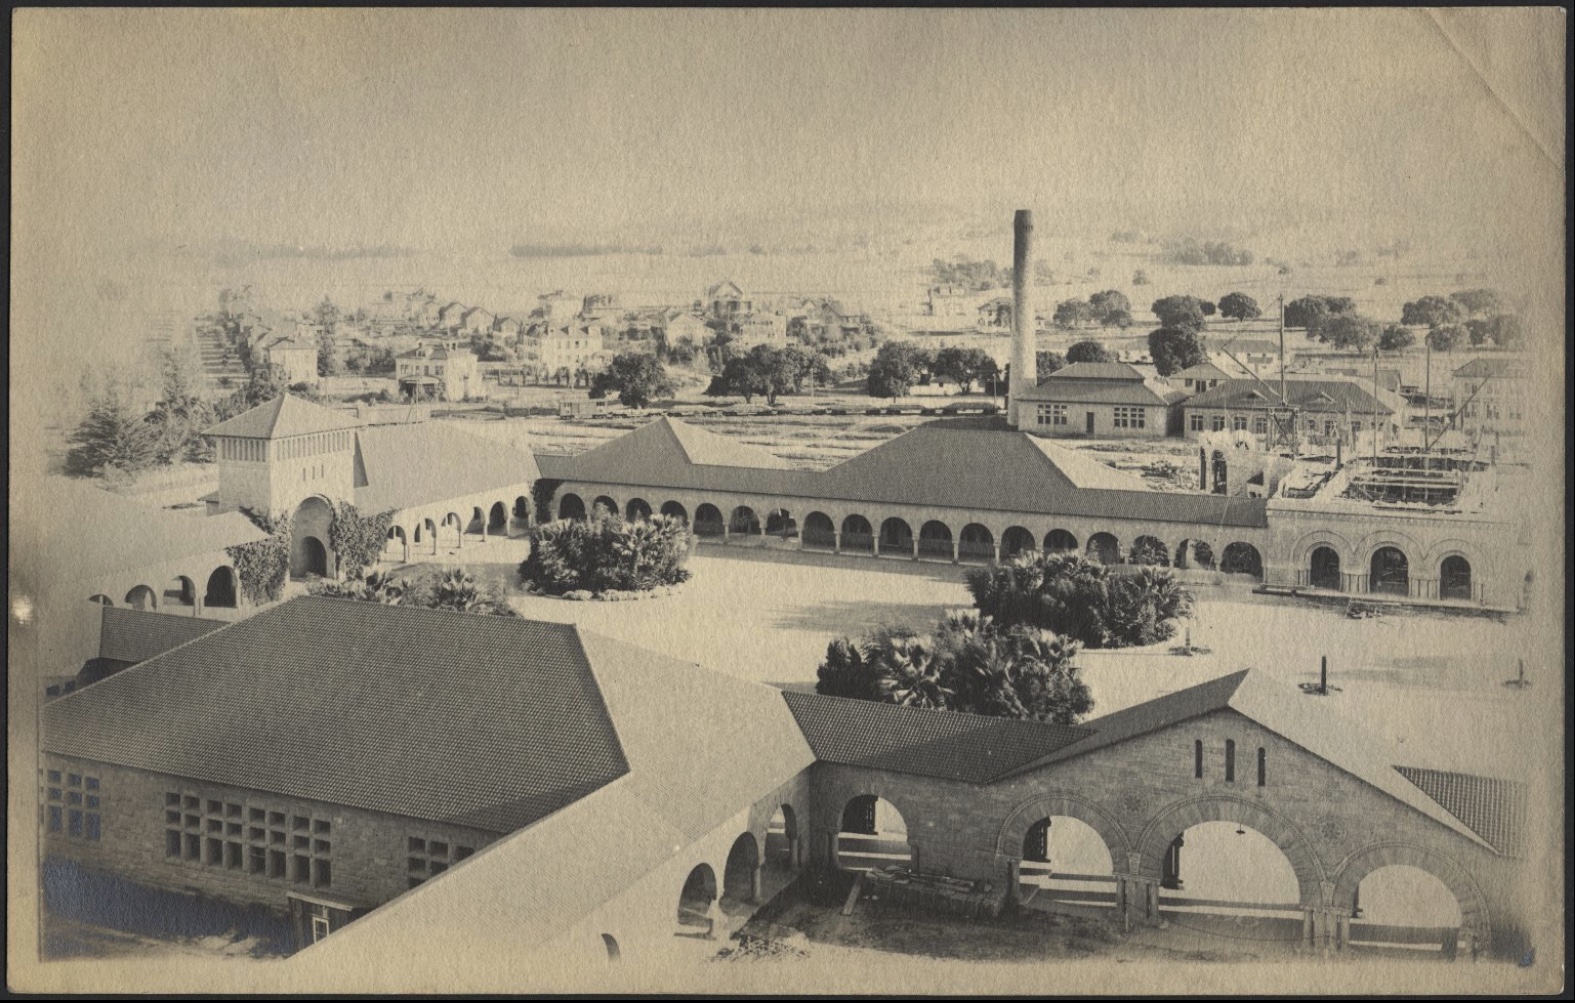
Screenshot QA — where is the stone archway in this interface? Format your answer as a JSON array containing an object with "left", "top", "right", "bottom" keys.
[
  {"left": 722, "top": 832, "right": 761, "bottom": 905},
  {"left": 1310, "top": 546, "right": 1342, "bottom": 590},
  {"left": 1135, "top": 794, "right": 1328, "bottom": 908},
  {"left": 291, "top": 496, "right": 335, "bottom": 579},
  {"left": 124, "top": 585, "right": 157, "bottom": 610},
  {"left": 1332, "top": 842, "right": 1491, "bottom": 945},
  {"left": 488, "top": 501, "right": 509, "bottom": 534},
  {"left": 625, "top": 497, "right": 652, "bottom": 522},
  {"left": 676, "top": 863, "right": 718, "bottom": 933},
  {"left": 840, "top": 514, "right": 874, "bottom": 554},
  {"left": 693, "top": 503, "right": 725, "bottom": 538},
  {"left": 163, "top": 575, "right": 198, "bottom": 609},
  {"left": 918, "top": 520, "right": 952, "bottom": 561},
  {"left": 1440, "top": 555, "right": 1473, "bottom": 601},
  {"left": 1129, "top": 535, "right": 1170, "bottom": 567},
  {"left": 1002, "top": 526, "right": 1036, "bottom": 559},
  {"left": 958, "top": 523, "right": 995, "bottom": 563},
  {"left": 835, "top": 794, "right": 911, "bottom": 871},
  {"left": 558, "top": 493, "right": 586, "bottom": 521},
  {"left": 1370, "top": 546, "right": 1410, "bottom": 596},
  {"left": 1086, "top": 532, "right": 1120, "bottom": 565},
  {"left": 997, "top": 792, "right": 1132, "bottom": 869},
  {"left": 802, "top": 512, "right": 836, "bottom": 550},
  {"left": 1044, "top": 528, "right": 1079, "bottom": 553},
  {"left": 660, "top": 500, "right": 689, "bottom": 526},
  {"left": 203, "top": 566, "right": 238, "bottom": 608}
]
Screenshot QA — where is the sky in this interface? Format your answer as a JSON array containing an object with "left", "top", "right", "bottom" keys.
[{"left": 13, "top": 9, "right": 1564, "bottom": 252}]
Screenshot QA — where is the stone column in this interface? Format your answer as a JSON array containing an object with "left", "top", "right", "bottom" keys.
[
  {"left": 951, "top": 540, "right": 960, "bottom": 564},
  {"left": 911, "top": 538, "right": 920, "bottom": 561},
  {"left": 872, "top": 535, "right": 880, "bottom": 558},
  {"left": 832, "top": 531, "right": 841, "bottom": 555},
  {"left": 992, "top": 542, "right": 1000, "bottom": 563}
]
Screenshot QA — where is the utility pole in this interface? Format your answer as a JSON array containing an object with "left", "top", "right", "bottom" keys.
[
  {"left": 1278, "top": 292, "right": 1287, "bottom": 406},
  {"left": 1372, "top": 345, "right": 1380, "bottom": 468},
  {"left": 1423, "top": 334, "right": 1432, "bottom": 454}
]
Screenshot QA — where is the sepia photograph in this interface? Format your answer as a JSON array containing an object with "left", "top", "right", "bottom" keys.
[{"left": 8, "top": 8, "right": 1566, "bottom": 995}]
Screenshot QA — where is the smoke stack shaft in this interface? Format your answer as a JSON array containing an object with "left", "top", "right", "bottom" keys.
[{"left": 1010, "top": 210, "right": 1036, "bottom": 426}]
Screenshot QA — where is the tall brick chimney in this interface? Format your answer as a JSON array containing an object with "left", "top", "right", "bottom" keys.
[{"left": 1009, "top": 209, "right": 1035, "bottom": 428}]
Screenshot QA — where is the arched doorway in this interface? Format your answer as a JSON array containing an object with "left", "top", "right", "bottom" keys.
[
  {"left": 1129, "top": 536, "right": 1170, "bottom": 567},
  {"left": 879, "top": 518, "right": 914, "bottom": 557},
  {"left": 764, "top": 508, "right": 797, "bottom": 539},
  {"left": 1347, "top": 865, "right": 1465, "bottom": 956},
  {"left": 291, "top": 496, "right": 335, "bottom": 579},
  {"left": 625, "top": 497, "right": 652, "bottom": 522},
  {"left": 660, "top": 500, "right": 689, "bottom": 526},
  {"left": 467, "top": 506, "right": 487, "bottom": 538},
  {"left": 1370, "top": 547, "right": 1409, "bottom": 596},
  {"left": 124, "top": 585, "right": 156, "bottom": 611},
  {"left": 1018, "top": 816, "right": 1117, "bottom": 909},
  {"left": 558, "top": 493, "right": 586, "bottom": 521},
  {"left": 1044, "top": 529, "right": 1079, "bottom": 554},
  {"left": 958, "top": 524, "right": 994, "bottom": 563},
  {"left": 1002, "top": 526, "right": 1035, "bottom": 559},
  {"left": 676, "top": 864, "right": 718, "bottom": 935},
  {"left": 1086, "top": 532, "right": 1120, "bottom": 565},
  {"left": 766, "top": 805, "right": 799, "bottom": 872},
  {"left": 421, "top": 518, "right": 439, "bottom": 554},
  {"left": 386, "top": 525, "right": 409, "bottom": 563},
  {"left": 203, "top": 567, "right": 237, "bottom": 609},
  {"left": 591, "top": 496, "right": 618, "bottom": 519},
  {"left": 722, "top": 833, "right": 761, "bottom": 905},
  {"left": 488, "top": 502, "right": 508, "bottom": 534},
  {"left": 802, "top": 512, "right": 835, "bottom": 550},
  {"left": 693, "top": 503, "right": 725, "bottom": 538},
  {"left": 1309, "top": 546, "right": 1342, "bottom": 590},
  {"left": 163, "top": 576, "right": 197, "bottom": 609},
  {"left": 511, "top": 496, "right": 531, "bottom": 533},
  {"left": 1155, "top": 820, "right": 1305, "bottom": 942},
  {"left": 443, "top": 512, "right": 464, "bottom": 548},
  {"left": 918, "top": 520, "right": 953, "bottom": 561},
  {"left": 1440, "top": 556, "right": 1472, "bottom": 602},
  {"left": 835, "top": 795, "right": 910, "bottom": 871},
  {"left": 840, "top": 514, "right": 874, "bottom": 554},
  {"left": 1220, "top": 542, "right": 1263, "bottom": 580},
  {"left": 729, "top": 505, "right": 761, "bottom": 536}
]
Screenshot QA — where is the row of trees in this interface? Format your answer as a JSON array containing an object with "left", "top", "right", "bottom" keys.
[{"left": 1283, "top": 289, "right": 1523, "bottom": 354}]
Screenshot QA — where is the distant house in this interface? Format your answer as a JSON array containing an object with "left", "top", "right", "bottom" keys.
[
  {"left": 580, "top": 293, "right": 620, "bottom": 321},
  {"left": 435, "top": 302, "right": 467, "bottom": 331},
  {"left": 395, "top": 343, "right": 482, "bottom": 401},
  {"left": 493, "top": 316, "right": 523, "bottom": 340},
  {"left": 537, "top": 326, "right": 605, "bottom": 382},
  {"left": 1182, "top": 378, "right": 1396, "bottom": 444},
  {"left": 1014, "top": 361, "right": 1182, "bottom": 438},
  {"left": 460, "top": 307, "right": 495, "bottom": 336},
  {"left": 1451, "top": 358, "right": 1527, "bottom": 438},
  {"left": 534, "top": 291, "right": 578, "bottom": 324},
  {"left": 927, "top": 285, "right": 972, "bottom": 317},
  {"left": 1208, "top": 338, "right": 1280, "bottom": 372},
  {"left": 731, "top": 312, "right": 789, "bottom": 350},
  {"left": 264, "top": 336, "right": 320, "bottom": 387},
  {"left": 663, "top": 312, "right": 710, "bottom": 348},
  {"left": 706, "top": 280, "right": 751, "bottom": 321},
  {"left": 1168, "top": 361, "right": 1234, "bottom": 397}
]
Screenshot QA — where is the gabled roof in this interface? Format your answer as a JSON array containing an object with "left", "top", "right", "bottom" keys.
[
  {"left": 44, "top": 598, "right": 630, "bottom": 834},
  {"left": 1041, "top": 361, "right": 1147, "bottom": 382},
  {"left": 1171, "top": 361, "right": 1233, "bottom": 383},
  {"left": 783, "top": 691, "right": 1091, "bottom": 784},
  {"left": 1005, "top": 670, "right": 1495, "bottom": 852},
  {"left": 1452, "top": 357, "right": 1526, "bottom": 379},
  {"left": 706, "top": 279, "right": 745, "bottom": 300},
  {"left": 1184, "top": 379, "right": 1393, "bottom": 415},
  {"left": 536, "top": 417, "right": 793, "bottom": 489},
  {"left": 97, "top": 606, "right": 227, "bottom": 665},
  {"left": 202, "top": 394, "right": 363, "bottom": 439},
  {"left": 1396, "top": 767, "right": 1527, "bottom": 857},
  {"left": 292, "top": 623, "right": 814, "bottom": 968},
  {"left": 1213, "top": 338, "right": 1280, "bottom": 356},
  {"left": 353, "top": 422, "right": 541, "bottom": 513}
]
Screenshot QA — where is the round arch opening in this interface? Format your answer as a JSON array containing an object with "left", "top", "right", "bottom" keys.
[
  {"left": 1018, "top": 816, "right": 1116, "bottom": 909},
  {"left": 722, "top": 833, "right": 761, "bottom": 905},
  {"left": 660, "top": 500, "right": 689, "bottom": 526},
  {"left": 879, "top": 518, "right": 914, "bottom": 555},
  {"left": 290, "top": 496, "right": 335, "bottom": 579},
  {"left": 1085, "top": 532, "right": 1120, "bottom": 565},
  {"left": 203, "top": 566, "right": 238, "bottom": 609},
  {"left": 591, "top": 496, "right": 618, "bottom": 519},
  {"left": 1129, "top": 535, "right": 1170, "bottom": 567},
  {"left": 1156, "top": 821, "right": 1303, "bottom": 942},
  {"left": 558, "top": 493, "right": 586, "bottom": 521},
  {"left": 693, "top": 503, "right": 725, "bottom": 538},
  {"left": 675, "top": 863, "right": 718, "bottom": 934},
  {"left": 1002, "top": 526, "right": 1036, "bottom": 558},
  {"left": 764, "top": 508, "right": 797, "bottom": 538},
  {"left": 1309, "top": 546, "right": 1342, "bottom": 590},
  {"left": 766, "top": 805, "right": 799, "bottom": 872},
  {"left": 625, "top": 497, "right": 652, "bottom": 523},
  {"left": 1439, "top": 555, "right": 1473, "bottom": 602},
  {"left": 835, "top": 795, "right": 910, "bottom": 871},
  {"left": 1347, "top": 864, "right": 1464, "bottom": 955},
  {"left": 918, "top": 520, "right": 953, "bottom": 560},
  {"left": 1220, "top": 542, "right": 1264, "bottom": 580},
  {"left": 124, "top": 585, "right": 156, "bottom": 610},
  {"left": 729, "top": 505, "right": 761, "bottom": 536},
  {"left": 840, "top": 515, "right": 874, "bottom": 553},
  {"left": 1370, "top": 546, "right": 1410, "bottom": 596},
  {"left": 802, "top": 512, "right": 835, "bottom": 550}
]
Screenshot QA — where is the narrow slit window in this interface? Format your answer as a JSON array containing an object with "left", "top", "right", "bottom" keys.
[
  {"left": 1193, "top": 740, "right": 1203, "bottom": 779},
  {"left": 1224, "top": 739, "right": 1236, "bottom": 782},
  {"left": 1257, "top": 747, "right": 1267, "bottom": 787}
]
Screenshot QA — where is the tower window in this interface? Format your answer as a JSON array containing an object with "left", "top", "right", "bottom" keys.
[
  {"left": 1193, "top": 740, "right": 1203, "bottom": 779},
  {"left": 1257, "top": 747, "right": 1267, "bottom": 787},
  {"left": 1224, "top": 739, "right": 1236, "bottom": 782}
]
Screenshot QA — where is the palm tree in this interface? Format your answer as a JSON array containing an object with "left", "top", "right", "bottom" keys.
[{"left": 875, "top": 635, "right": 952, "bottom": 710}]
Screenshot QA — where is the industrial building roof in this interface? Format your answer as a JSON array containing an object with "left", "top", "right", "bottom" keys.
[
  {"left": 1184, "top": 379, "right": 1394, "bottom": 416},
  {"left": 44, "top": 598, "right": 631, "bottom": 834},
  {"left": 96, "top": 606, "right": 227, "bottom": 665},
  {"left": 783, "top": 690, "right": 1091, "bottom": 783},
  {"left": 1452, "top": 357, "right": 1527, "bottom": 379},
  {"left": 537, "top": 417, "right": 1269, "bottom": 529},
  {"left": 352, "top": 422, "right": 540, "bottom": 514},
  {"left": 1040, "top": 361, "right": 1147, "bottom": 381},
  {"left": 1396, "top": 767, "right": 1527, "bottom": 857},
  {"left": 203, "top": 394, "right": 363, "bottom": 440}
]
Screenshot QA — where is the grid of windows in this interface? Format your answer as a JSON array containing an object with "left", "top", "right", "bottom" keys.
[
  {"left": 43, "top": 769, "right": 101, "bottom": 841},
  {"left": 1035, "top": 404, "right": 1068, "bottom": 427},
  {"left": 406, "top": 835, "right": 476, "bottom": 889},
  {"left": 163, "top": 791, "right": 333, "bottom": 888},
  {"left": 1112, "top": 407, "right": 1146, "bottom": 429}
]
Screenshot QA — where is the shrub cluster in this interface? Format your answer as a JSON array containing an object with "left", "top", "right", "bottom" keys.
[
  {"left": 964, "top": 551, "right": 1194, "bottom": 649},
  {"left": 519, "top": 511, "right": 693, "bottom": 596}
]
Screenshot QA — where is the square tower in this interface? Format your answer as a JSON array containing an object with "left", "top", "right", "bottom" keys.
[{"left": 203, "top": 395, "right": 363, "bottom": 522}]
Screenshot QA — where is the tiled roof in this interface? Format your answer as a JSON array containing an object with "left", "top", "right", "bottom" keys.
[
  {"left": 783, "top": 691, "right": 1091, "bottom": 783},
  {"left": 538, "top": 418, "right": 1269, "bottom": 529},
  {"left": 44, "top": 598, "right": 630, "bottom": 833},
  {"left": 1040, "top": 361, "right": 1147, "bottom": 381},
  {"left": 1452, "top": 357, "right": 1526, "bottom": 379},
  {"left": 97, "top": 607, "right": 227, "bottom": 665},
  {"left": 203, "top": 394, "right": 363, "bottom": 439},
  {"left": 353, "top": 421, "right": 540, "bottom": 514},
  {"left": 1016, "top": 377, "right": 1175, "bottom": 406},
  {"left": 293, "top": 626, "right": 814, "bottom": 968},
  {"left": 1171, "top": 362, "right": 1233, "bottom": 383},
  {"left": 1183, "top": 379, "right": 1393, "bottom": 415},
  {"left": 16, "top": 479, "right": 269, "bottom": 589},
  {"left": 1396, "top": 767, "right": 1528, "bottom": 857}
]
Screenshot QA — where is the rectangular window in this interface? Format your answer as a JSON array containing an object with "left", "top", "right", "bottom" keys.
[
  {"left": 1257, "top": 747, "right": 1267, "bottom": 787},
  {"left": 48, "top": 806, "right": 63, "bottom": 833},
  {"left": 166, "top": 810, "right": 181, "bottom": 825},
  {"left": 226, "top": 842, "right": 243, "bottom": 869},
  {"left": 1035, "top": 404, "right": 1067, "bottom": 427},
  {"left": 1225, "top": 739, "right": 1236, "bottom": 783},
  {"left": 205, "top": 838, "right": 224, "bottom": 865},
  {"left": 1112, "top": 406, "right": 1147, "bottom": 429},
  {"left": 249, "top": 847, "right": 267, "bottom": 874},
  {"left": 185, "top": 834, "right": 202, "bottom": 860},
  {"left": 1189, "top": 412, "right": 1204, "bottom": 432},
  {"left": 1211, "top": 414, "right": 1226, "bottom": 432},
  {"left": 1253, "top": 416, "right": 1268, "bottom": 435},
  {"left": 85, "top": 815, "right": 101, "bottom": 841},
  {"left": 48, "top": 770, "right": 62, "bottom": 784},
  {"left": 68, "top": 810, "right": 83, "bottom": 837},
  {"left": 1194, "top": 740, "right": 1203, "bottom": 779},
  {"left": 86, "top": 777, "right": 100, "bottom": 791},
  {"left": 312, "top": 858, "right": 332, "bottom": 889},
  {"left": 293, "top": 855, "right": 311, "bottom": 884},
  {"left": 167, "top": 830, "right": 183, "bottom": 856},
  {"left": 269, "top": 850, "right": 287, "bottom": 879},
  {"left": 1352, "top": 421, "right": 1362, "bottom": 433},
  {"left": 68, "top": 774, "right": 82, "bottom": 787},
  {"left": 1232, "top": 414, "right": 1248, "bottom": 431}
]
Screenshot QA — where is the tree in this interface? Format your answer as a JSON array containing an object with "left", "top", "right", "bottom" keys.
[
  {"left": 589, "top": 352, "right": 676, "bottom": 408},
  {"left": 1217, "top": 292, "right": 1262, "bottom": 322},
  {"left": 931, "top": 346, "right": 997, "bottom": 393},
  {"left": 1150, "top": 295, "right": 1209, "bottom": 332},
  {"left": 1052, "top": 298, "right": 1094, "bottom": 329},
  {"left": 865, "top": 341, "right": 932, "bottom": 400},
  {"left": 64, "top": 386, "right": 158, "bottom": 477},
  {"left": 232, "top": 363, "right": 292, "bottom": 411},
  {"left": 1449, "top": 288, "right": 1504, "bottom": 318},
  {"left": 1035, "top": 350, "right": 1067, "bottom": 382},
  {"left": 781, "top": 345, "right": 833, "bottom": 394},
  {"left": 814, "top": 610, "right": 1093, "bottom": 724},
  {"left": 1309, "top": 313, "right": 1380, "bottom": 352},
  {"left": 1132, "top": 269, "right": 1150, "bottom": 286},
  {"left": 964, "top": 551, "right": 1194, "bottom": 649},
  {"left": 1285, "top": 295, "right": 1353, "bottom": 330},
  {"left": 1401, "top": 295, "right": 1464, "bottom": 328},
  {"left": 1485, "top": 313, "right": 1524, "bottom": 349},
  {"left": 1088, "top": 289, "right": 1132, "bottom": 325},
  {"left": 146, "top": 347, "right": 215, "bottom": 464},
  {"left": 1147, "top": 327, "right": 1207, "bottom": 377},
  {"left": 1426, "top": 323, "right": 1467, "bottom": 353},
  {"left": 425, "top": 568, "right": 518, "bottom": 616},
  {"left": 1065, "top": 340, "right": 1112, "bottom": 364},
  {"left": 311, "top": 570, "right": 413, "bottom": 605},
  {"left": 520, "top": 509, "right": 693, "bottom": 595},
  {"left": 1378, "top": 324, "right": 1416, "bottom": 351}
]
